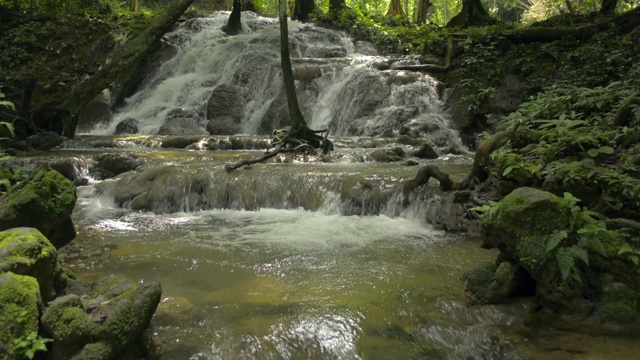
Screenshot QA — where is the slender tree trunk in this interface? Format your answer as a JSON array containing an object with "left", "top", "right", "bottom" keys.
[
  {"left": 279, "top": 0, "right": 307, "bottom": 133},
  {"left": 130, "top": 0, "right": 138, "bottom": 12},
  {"left": 293, "top": 0, "right": 315, "bottom": 22},
  {"left": 415, "top": 0, "right": 431, "bottom": 24},
  {"left": 329, "top": 0, "right": 346, "bottom": 14},
  {"left": 224, "top": 0, "right": 242, "bottom": 35},
  {"left": 60, "top": 0, "right": 198, "bottom": 137},
  {"left": 386, "top": 0, "right": 405, "bottom": 17},
  {"left": 600, "top": 0, "right": 618, "bottom": 14}
]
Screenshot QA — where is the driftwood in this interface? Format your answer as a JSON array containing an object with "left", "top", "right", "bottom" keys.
[{"left": 404, "top": 124, "right": 520, "bottom": 195}]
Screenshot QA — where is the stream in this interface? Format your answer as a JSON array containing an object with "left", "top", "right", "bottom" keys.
[{"left": 55, "top": 11, "right": 640, "bottom": 360}]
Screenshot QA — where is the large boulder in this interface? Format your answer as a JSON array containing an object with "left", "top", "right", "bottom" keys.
[
  {"left": 0, "top": 166, "right": 77, "bottom": 249},
  {"left": 25, "top": 131, "right": 65, "bottom": 151},
  {"left": 42, "top": 278, "right": 162, "bottom": 360},
  {"left": 479, "top": 187, "right": 640, "bottom": 321},
  {"left": 0, "top": 228, "right": 63, "bottom": 303},
  {"left": 0, "top": 272, "right": 43, "bottom": 360},
  {"left": 91, "top": 153, "right": 146, "bottom": 179},
  {"left": 158, "top": 108, "right": 206, "bottom": 135},
  {"left": 205, "top": 84, "right": 245, "bottom": 135}
]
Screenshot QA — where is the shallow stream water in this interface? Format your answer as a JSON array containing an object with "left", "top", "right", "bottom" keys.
[{"left": 54, "top": 140, "right": 640, "bottom": 360}]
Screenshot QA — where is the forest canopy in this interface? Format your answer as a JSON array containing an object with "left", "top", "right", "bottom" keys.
[{"left": 1, "top": 0, "right": 638, "bottom": 25}]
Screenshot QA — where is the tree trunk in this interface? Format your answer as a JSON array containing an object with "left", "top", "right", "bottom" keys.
[
  {"left": 329, "top": 0, "right": 346, "bottom": 14},
  {"left": 242, "top": 0, "right": 257, "bottom": 12},
  {"left": 600, "top": 0, "right": 618, "bottom": 15},
  {"left": 386, "top": 0, "right": 405, "bottom": 17},
  {"left": 414, "top": 0, "right": 431, "bottom": 24},
  {"left": 223, "top": 0, "right": 242, "bottom": 35},
  {"left": 59, "top": 0, "right": 197, "bottom": 137},
  {"left": 130, "top": 0, "right": 138, "bottom": 12},
  {"left": 293, "top": 0, "right": 315, "bottom": 22},
  {"left": 279, "top": 0, "right": 307, "bottom": 134},
  {"left": 446, "top": 0, "right": 493, "bottom": 27}
]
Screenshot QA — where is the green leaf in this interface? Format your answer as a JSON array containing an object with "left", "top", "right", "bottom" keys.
[
  {"left": 545, "top": 230, "right": 567, "bottom": 253},
  {"left": 556, "top": 248, "right": 575, "bottom": 281},
  {"left": 599, "top": 146, "right": 614, "bottom": 155},
  {"left": 631, "top": 256, "right": 639, "bottom": 266},
  {"left": 573, "top": 247, "right": 589, "bottom": 265},
  {"left": 587, "top": 148, "right": 599, "bottom": 157},
  {"left": 0, "top": 100, "right": 14, "bottom": 110},
  {"left": 618, "top": 243, "right": 634, "bottom": 255},
  {"left": 503, "top": 166, "right": 514, "bottom": 176}
]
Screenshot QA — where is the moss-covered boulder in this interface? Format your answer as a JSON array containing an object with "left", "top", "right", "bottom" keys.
[
  {"left": 0, "top": 227, "right": 63, "bottom": 302},
  {"left": 480, "top": 187, "right": 640, "bottom": 323},
  {"left": 463, "top": 262, "right": 518, "bottom": 304},
  {"left": 0, "top": 272, "right": 43, "bottom": 360},
  {"left": 43, "top": 278, "right": 162, "bottom": 360},
  {"left": 41, "top": 295, "right": 91, "bottom": 360},
  {"left": 480, "top": 187, "right": 578, "bottom": 310},
  {"left": 0, "top": 166, "right": 77, "bottom": 249}
]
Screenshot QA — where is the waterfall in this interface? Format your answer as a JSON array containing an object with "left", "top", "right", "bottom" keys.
[{"left": 86, "top": 12, "right": 464, "bottom": 152}]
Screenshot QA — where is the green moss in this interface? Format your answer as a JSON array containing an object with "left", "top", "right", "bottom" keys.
[
  {"left": 0, "top": 272, "right": 41, "bottom": 358},
  {"left": 0, "top": 166, "right": 76, "bottom": 229},
  {"left": 597, "top": 302, "right": 637, "bottom": 326},
  {"left": 0, "top": 228, "right": 56, "bottom": 269}
]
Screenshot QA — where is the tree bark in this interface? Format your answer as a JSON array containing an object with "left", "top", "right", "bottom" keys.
[
  {"left": 293, "top": 0, "right": 315, "bottom": 22},
  {"left": 223, "top": 0, "right": 242, "bottom": 35},
  {"left": 386, "top": 0, "right": 405, "bottom": 17},
  {"left": 130, "top": 0, "right": 138, "bottom": 12},
  {"left": 600, "top": 0, "right": 618, "bottom": 15},
  {"left": 446, "top": 0, "right": 494, "bottom": 27},
  {"left": 414, "top": 0, "right": 431, "bottom": 24},
  {"left": 500, "top": 6, "right": 640, "bottom": 42},
  {"left": 329, "top": 0, "right": 346, "bottom": 14},
  {"left": 59, "top": 0, "right": 198, "bottom": 137},
  {"left": 279, "top": 0, "right": 307, "bottom": 135}
]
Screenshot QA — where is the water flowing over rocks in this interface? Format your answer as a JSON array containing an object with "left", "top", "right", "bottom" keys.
[{"left": 83, "top": 12, "right": 465, "bottom": 154}]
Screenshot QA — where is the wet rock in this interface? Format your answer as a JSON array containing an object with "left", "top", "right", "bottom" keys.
[
  {"left": 158, "top": 108, "right": 206, "bottom": 135},
  {"left": 463, "top": 262, "right": 519, "bottom": 305},
  {"left": 206, "top": 84, "right": 245, "bottom": 124},
  {"left": 0, "top": 228, "right": 62, "bottom": 302},
  {"left": 91, "top": 153, "right": 146, "bottom": 179},
  {"left": 369, "top": 147, "right": 405, "bottom": 162},
  {"left": 0, "top": 166, "right": 77, "bottom": 249},
  {"left": 41, "top": 294, "right": 91, "bottom": 359},
  {"left": 26, "top": 131, "right": 65, "bottom": 151},
  {"left": 44, "top": 278, "right": 162, "bottom": 360},
  {"left": 422, "top": 191, "right": 464, "bottom": 231},
  {"left": 77, "top": 93, "right": 112, "bottom": 133},
  {"left": 115, "top": 118, "right": 140, "bottom": 135},
  {"left": 206, "top": 116, "right": 241, "bottom": 135},
  {"left": 413, "top": 143, "right": 439, "bottom": 159},
  {"left": 160, "top": 136, "right": 204, "bottom": 149},
  {"left": 0, "top": 272, "right": 42, "bottom": 359}
]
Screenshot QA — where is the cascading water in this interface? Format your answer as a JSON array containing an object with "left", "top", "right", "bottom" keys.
[{"left": 87, "top": 12, "right": 464, "bottom": 152}]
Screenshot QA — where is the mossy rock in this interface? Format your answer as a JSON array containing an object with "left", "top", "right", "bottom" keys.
[
  {"left": 70, "top": 278, "right": 162, "bottom": 360},
  {"left": 597, "top": 302, "right": 637, "bottom": 327},
  {"left": 0, "top": 227, "right": 61, "bottom": 302},
  {"left": 0, "top": 272, "right": 42, "bottom": 360},
  {"left": 463, "top": 261, "right": 519, "bottom": 304},
  {"left": 41, "top": 295, "right": 91, "bottom": 360},
  {"left": 480, "top": 187, "right": 578, "bottom": 309},
  {"left": 0, "top": 166, "right": 77, "bottom": 249}
]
